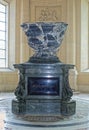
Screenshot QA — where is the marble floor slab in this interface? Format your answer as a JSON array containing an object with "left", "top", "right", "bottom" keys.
[{"left": 0, "top": 93, "right": 89, "bottom": 130}]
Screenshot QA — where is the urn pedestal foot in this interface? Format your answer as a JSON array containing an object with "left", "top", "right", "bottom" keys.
[{"left": 12, "top": 99, "right": 76, "bottom": 122}]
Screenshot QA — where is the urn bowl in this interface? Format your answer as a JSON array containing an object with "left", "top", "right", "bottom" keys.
[{"left": 21, "top": 22, "right": 68, "bottom": 52}]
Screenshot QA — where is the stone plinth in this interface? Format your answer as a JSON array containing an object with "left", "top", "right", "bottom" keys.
[{"left": 12, "top": 62, "right": 76, "bottom": 121}]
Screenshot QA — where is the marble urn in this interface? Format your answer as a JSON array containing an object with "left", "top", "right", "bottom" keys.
[{"left": 12, "top": 22, "right": 76, "bottom": 122}]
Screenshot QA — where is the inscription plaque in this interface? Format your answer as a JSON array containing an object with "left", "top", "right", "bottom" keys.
[{"left": 27, "top": 77, "right": 59, "bottom": 95}]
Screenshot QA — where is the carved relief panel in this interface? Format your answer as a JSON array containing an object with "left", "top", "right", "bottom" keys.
[
  {"left": 35, "top": 6, "right": 61, "bottom": 22},
  {"left": 29, "top": 0, "right": 67, "bottom": 22}
]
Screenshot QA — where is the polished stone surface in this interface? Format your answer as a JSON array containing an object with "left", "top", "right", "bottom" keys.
[
  {"left": 0, "top": 92, "right": 89, "bottom": 130},
  {"left": 13, "top": 63, "right": 75, "bottom": 120},
  {"left": 12, "top": 22, "right": 75, "bottom": 120},
  {"left": 21, "top": 22, "right": 68, "bottom": 63},
  {"left": 21, "top": 22, "right": 67, "bottom": 52}
]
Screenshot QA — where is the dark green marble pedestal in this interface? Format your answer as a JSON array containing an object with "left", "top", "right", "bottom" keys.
[{"left": 12, "top": 62, "right": 76, "bottom": 122}]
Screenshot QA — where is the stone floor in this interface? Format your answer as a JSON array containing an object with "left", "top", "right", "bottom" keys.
[{"left": 0, "top": 92, "right": 89, "bottom": 130}]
